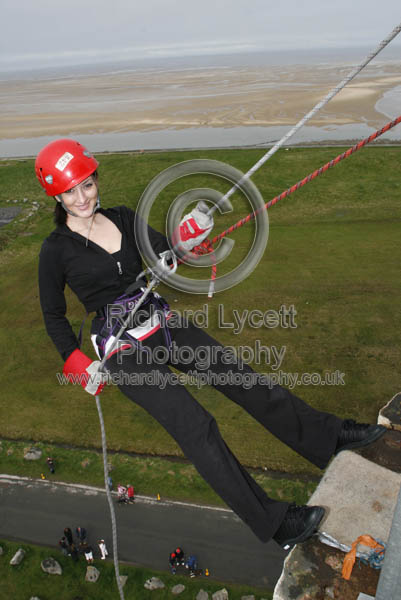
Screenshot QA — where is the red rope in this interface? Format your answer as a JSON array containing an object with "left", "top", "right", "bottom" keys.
[
  {"left": 189, "top": 239, "right": 217, "bottom": 298},
  {"left": 188, "top": 115, "right": 401, "bottom": 296},
  {"left": 210, "top": 115, "right": 401, "bottom": 246}
]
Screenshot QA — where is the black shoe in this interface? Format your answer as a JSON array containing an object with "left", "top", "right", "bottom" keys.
[
  {"left": 335, "top": 419, "right": 387, "bottom": 455},
  {"left": 273, "top": 504, "right": 325, "bottom": 550}
]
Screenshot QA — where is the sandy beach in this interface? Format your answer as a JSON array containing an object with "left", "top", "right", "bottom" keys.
[{"left": 1, "top": 59, "right": 401, "bottom": 142}]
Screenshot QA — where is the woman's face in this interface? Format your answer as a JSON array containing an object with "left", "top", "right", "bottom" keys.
[{"left": 59, "top": 175, "right": 98, "bottom": 218}]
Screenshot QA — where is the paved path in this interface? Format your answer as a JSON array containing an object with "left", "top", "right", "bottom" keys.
[{"left": 0, "top": 475, "right": 286, "bottom": 589}]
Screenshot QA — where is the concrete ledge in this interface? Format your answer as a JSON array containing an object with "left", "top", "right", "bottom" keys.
[{"left": 311, "top": 451, "right": 401, "bottom": 550}]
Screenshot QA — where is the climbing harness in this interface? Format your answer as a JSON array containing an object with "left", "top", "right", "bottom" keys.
[{"left": 91, "top": 287, "right": 171, "bottom": 360}]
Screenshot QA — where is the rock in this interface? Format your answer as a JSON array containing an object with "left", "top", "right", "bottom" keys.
[
  {"left": 324, "top": 554, "right": 343, "bottom": 573},
  {"left": 30, "top": 597, "right": 41, "bottom": 600},
  {"left": 144, "top": 576, "right": 165, "bottom": 590},
  {"left": 24, "top": 447, "right": 42, "bottom": 461},
  {"left": 41, "top": 557, "right": 62, "bottom": 575},
  {"left": 0, "top": 546, "right": 3, "bottom": 556},
  {"left": 85, "top": 565, "right": 100, "bottom": 582},
  {"left": 196, "top": 591, "right": 209, "bottom": 600},
  {"left": 212, "top": 589, "right": 229, "bottom": 600},
  {"left": 119, "top": 575, "right": 128, "bottom": 588},
  {"left": 10, "top": 548, "right": 25, "bottom": 565},
  {"left": 171, "top": 583, "right": 186, "bottom": 594},
  {"left": 273, "top": 544, "right": 319, "bottom": 600},
  {"left": 324, "top": 587, "right": 335, "bottom": 599}
]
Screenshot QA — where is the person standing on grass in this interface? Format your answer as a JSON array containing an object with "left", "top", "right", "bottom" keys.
[
  {"left": 63, "top": 527, "right": 73, "bottom": 546},
  {"left": 83, "top": 544, "right": 94, "bottom": 564},
  {"left": 59, "top": 536, "right": 69, "bottom": 556},
  {"left": 70, "top": 542, "right": 79, "bottom": 562},
  {"left": 36, "top": 139, "right": 387, "bottom": 550}
]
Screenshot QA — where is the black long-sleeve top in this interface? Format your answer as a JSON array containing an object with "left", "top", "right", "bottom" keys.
[{"left": 38, "top": 205, "right": 169, "bottom": 361}]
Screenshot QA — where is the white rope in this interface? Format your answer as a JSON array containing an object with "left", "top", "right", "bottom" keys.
[
  {"left": 94, "top": 278, "right": 161, "bottom": 600},
  {"left": 96, "top": 396, "right": 126, "bottom": 600},
  {"left": 207, "top": 22, "right": 401, "bottom": 216}
]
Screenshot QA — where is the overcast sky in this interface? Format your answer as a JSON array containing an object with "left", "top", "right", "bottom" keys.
[{"left": 1, "top": 0, "right": 400, "bottom": 71}]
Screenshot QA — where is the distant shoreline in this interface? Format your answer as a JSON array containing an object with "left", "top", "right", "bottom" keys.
[
  {"left": 1, "top": 52, "right": 400, "bottom": 158},
  {"left": 1, "top": 140, "right": 400, "bottom": 162}
]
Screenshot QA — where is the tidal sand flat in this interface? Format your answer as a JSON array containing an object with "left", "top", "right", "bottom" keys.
[{"left": 1, "top": 50, "right": 400, "bottom": 156}]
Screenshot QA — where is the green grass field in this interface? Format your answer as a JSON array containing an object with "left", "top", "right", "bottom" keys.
[
  {"left": 0, "top": 538, "right": 272, "bottom": 600},
  {"left": 0, "top": 439, "right": 318, "bottom": 506},
  {"left": 0, "top": 145, "right": 400, "bottom": 483}
]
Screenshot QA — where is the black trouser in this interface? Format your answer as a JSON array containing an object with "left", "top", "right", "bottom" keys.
[{"left": 105, "top": 322, "right": 343, "bottom": 542}]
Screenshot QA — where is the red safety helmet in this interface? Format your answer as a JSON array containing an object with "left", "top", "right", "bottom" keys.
[{"left": 35, "top": 138, "right": 99, "bottom": 196}]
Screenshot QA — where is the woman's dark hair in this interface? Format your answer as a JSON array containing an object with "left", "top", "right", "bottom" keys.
[
  {"left": 53, "top": 170, "right": 98, "bottom": 226},
  {"left": 54, "top": 201, "right": 67, "bottom": 225}
]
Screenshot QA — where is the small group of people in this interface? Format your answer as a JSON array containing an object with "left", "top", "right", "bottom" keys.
[
  {"left": 169, "top": 547, "right": 199, "bottom": 577},
  {"left": 58, "top": 526, "right": 108, "bottom": 562},
  {"left": 117, "top": 483, "right": 135, "bottom": 503}
]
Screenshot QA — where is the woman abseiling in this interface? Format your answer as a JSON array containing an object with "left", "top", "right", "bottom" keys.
[{"left": 36, "top": 139, "right": 386, "bottom": 549}]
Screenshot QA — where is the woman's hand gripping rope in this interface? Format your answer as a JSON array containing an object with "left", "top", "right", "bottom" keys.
[
  {"left": 63, "top": 349, "right": 108, "bottom": 396},
  {"left": 177, "top": 200, "right": 214, "bottom": 253}
]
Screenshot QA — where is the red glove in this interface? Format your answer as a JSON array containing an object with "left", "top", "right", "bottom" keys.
[
  {"left": 63, "top": 349, "right": 108, "bottom": 395},
  {"left": 178, "top": 201, "right": 214, "bottom": 252}
]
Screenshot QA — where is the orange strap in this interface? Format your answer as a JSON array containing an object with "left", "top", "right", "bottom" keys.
[{"left": 342, "top": 535, "right": 385, "bottom": 580}]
